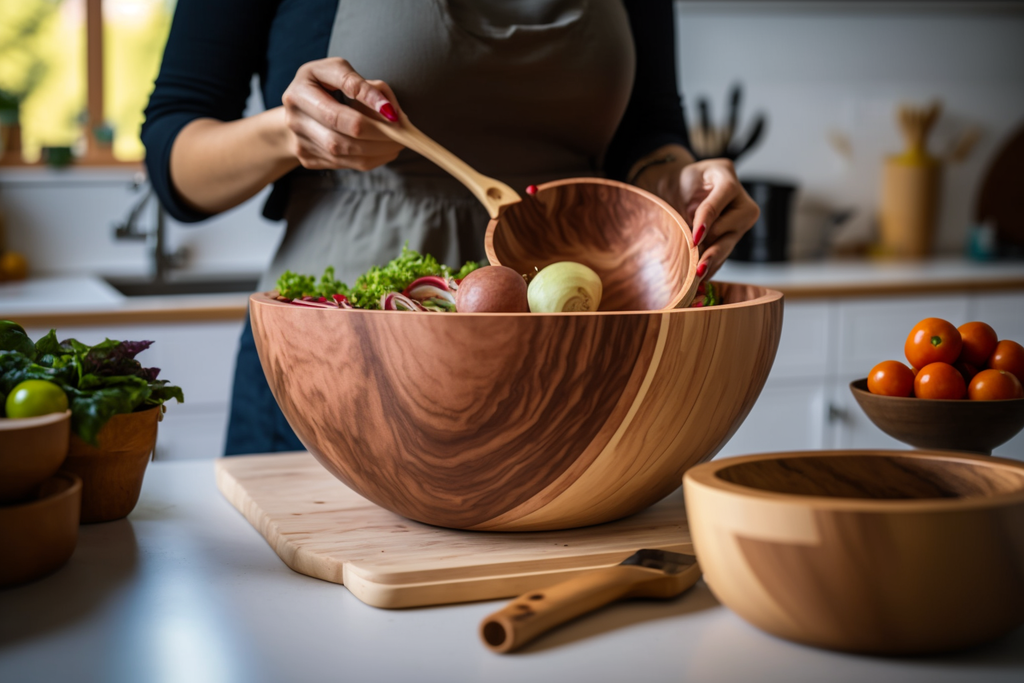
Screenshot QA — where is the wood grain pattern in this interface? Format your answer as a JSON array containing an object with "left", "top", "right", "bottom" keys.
[
  {"left": 684, "top": 449, "right": 1024, "bottom": 654},
  {"left": 485, "top": 178, "right": 700, "bottom": 311},
  {"left": 215, "top": 453, "right": 694, "bottom": 609},
  {"left": 249, "top": 282, "right": 782, "bottom": 531},
  {"left": 64, "top": 407, "right": 158, "bottom": 524},
  {"left": 850, "top": 379, "right": 1024, "bottom": 455}
]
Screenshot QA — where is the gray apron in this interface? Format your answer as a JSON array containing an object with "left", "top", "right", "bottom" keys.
[{"left": 259, "top": 0, "right": 636, "bottom": 291}]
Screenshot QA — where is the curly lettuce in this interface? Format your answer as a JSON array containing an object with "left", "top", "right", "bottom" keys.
[{"left": 276, "top": 244, "right": 484, "bottom": 310}]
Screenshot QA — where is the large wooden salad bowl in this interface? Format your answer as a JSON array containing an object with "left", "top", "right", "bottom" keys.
[{"left": 250, "top": 283, "right": 782, "bottom": 531}]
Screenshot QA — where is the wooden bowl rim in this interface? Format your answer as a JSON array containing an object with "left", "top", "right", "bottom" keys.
[
  {"left": 0, "top": 409, "right": 71, "bottom": 432},
  {"left": 684, "top": 449, "right": 1024, "bottom": 512},
  {"left": 483, "top": 177, "right": 700, "bottom": 311},
  {"left": 251, "top": 282, "right": 781, "bottom": 317},
  {"left": 0, "top": 471, "right": 81, "bottom": 515},
  {"left": 850, "top": 378, "right": 1024, "bottom": 405}
]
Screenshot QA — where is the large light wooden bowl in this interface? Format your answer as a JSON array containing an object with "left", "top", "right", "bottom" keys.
[
  {"left": 684, "top": 450, "right": 1024, "bottom": 655},
  {"left": 250, "top": 282, "right": 783, "bottom": 531},
  {"left": 485, "top": 178, "right": 700, "bottom": 311}
]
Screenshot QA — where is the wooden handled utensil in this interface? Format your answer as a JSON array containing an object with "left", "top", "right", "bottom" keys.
[
  {"left": 362, "top": 110, "right": 520, "bottom": 219},
  {"left": 479, "top": 549, "right": 701, "bottom": 654}
]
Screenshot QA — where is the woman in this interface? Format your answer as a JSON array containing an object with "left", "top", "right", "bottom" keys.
[{"left": 142, "top": 0, "right": 759, "bottom": 455}]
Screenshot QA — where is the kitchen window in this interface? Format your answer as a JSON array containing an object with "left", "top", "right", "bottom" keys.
[{"left": 0, "top": 0, "right": 174, "bottom": 165}]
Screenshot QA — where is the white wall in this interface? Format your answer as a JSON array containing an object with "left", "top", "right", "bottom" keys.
[
  {"left": 675, "top": 1, "right": 1024, "bottom": 257},
  {"left": 2, "top": 2, "right": 1022, "bottom": 277}
]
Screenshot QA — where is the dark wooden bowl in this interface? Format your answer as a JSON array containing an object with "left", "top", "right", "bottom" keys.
[
  {"left": 685, "top": 450, "right": 1024, "bottom": 654},
  {"left": 485, "top": 178, "right": 700, "bottom": 311},
  {"left": 850, "top": 379, "right": 1024, "bottom": 455},
  {"left": 250, "top": 282, "right": 783, "bottom": 531}
]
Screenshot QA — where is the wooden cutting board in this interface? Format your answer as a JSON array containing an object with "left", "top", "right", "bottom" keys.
[{"left": 215, "top": 453, "right": 693, "bottom": 608}]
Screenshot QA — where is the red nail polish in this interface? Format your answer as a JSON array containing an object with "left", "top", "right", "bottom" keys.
[
  {"left": 693, "top": 223, "right": 705, "bottom": 246},
  {"left": 526, "top": 185, "right": 538, "bottom": 196},
  {"left": 379, "top": 102, "right": 398, "bottom": 122},
  {"left": 696, "top": 262, "right": 707, "bottom": 277}
]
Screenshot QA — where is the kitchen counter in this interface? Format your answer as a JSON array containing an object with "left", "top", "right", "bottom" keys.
[
  {"left": 3, "top": 259, "right": 1023, "bottom": 328},
  {"left": 1, "top": 459, "right": 1021, "bottom": 683},
  {"left": 716, "top": 258, "right": 1024, "bottom": 299},
  {"left": 0, "top": 276, "right": 251, "bottom": 327}
]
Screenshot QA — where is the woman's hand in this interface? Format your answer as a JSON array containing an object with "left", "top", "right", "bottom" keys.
[
  {"left": 281, "top": 58, "right": 405, "bottom": 171},
  {"left": 632, "top": 147, "right": 760, "bottom": 281}
]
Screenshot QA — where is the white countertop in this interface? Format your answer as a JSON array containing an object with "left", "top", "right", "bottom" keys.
[
  {"left": 1, "top": 460, "right": 1021, "bottom": 683},
  {"left": 0, "top": 276, "right": 250, "bottom": 317}
]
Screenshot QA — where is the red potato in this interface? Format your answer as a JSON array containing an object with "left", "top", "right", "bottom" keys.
[{"left": 455, "top": 266, "right": 529, "bottom": 313}]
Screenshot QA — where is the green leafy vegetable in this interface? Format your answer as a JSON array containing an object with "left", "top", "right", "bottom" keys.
[
  {"left": 0, "top": 323, "right": 183, "bottom": 445},
  {"left": 275, "top": 244, "right": 484, "bottom": 310}
]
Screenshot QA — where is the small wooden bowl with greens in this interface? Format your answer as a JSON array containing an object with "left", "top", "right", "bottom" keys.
[{"left": 1, "top": 321, "right": 182, "bottom": 522}]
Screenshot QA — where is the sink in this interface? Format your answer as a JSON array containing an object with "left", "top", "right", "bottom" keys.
[{"left": 103, "top": 275, "right": 260, "bottom": 297}]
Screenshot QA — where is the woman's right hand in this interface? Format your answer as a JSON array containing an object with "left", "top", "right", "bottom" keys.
[{"left": 281, "top": 58, "right": 405, "bottom": 171}]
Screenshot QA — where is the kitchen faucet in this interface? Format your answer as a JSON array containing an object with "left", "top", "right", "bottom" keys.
[{"left": 113, "top": 176, "right": 188, "bottom": 282}]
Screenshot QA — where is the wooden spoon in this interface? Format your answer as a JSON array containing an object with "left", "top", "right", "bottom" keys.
[{"left": 362, "top": 111, "right": 521, "bottom": 219}]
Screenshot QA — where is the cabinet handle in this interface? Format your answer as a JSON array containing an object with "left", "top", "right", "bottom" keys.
[{"left": 828, "top": 403, "right": 848, "bottom": 423}]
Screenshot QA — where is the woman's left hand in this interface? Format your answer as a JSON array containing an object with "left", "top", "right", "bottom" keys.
[{"left": 633, "top": 149, "right": 760, "bottom": 281}]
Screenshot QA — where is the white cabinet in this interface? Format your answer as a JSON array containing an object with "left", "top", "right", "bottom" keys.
[
  {"left": 717, "top": 378, "right": 828, "bottom": 457},
  {"left": 23, "top": 319, "right": 245, "bottom": 461}
]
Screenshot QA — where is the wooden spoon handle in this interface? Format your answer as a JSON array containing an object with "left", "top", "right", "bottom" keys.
[
  {"left": 362, "top": 111, "right": 521, "bottom": 218},
  {"left": 479, "top": 565, "right": 657, "bottom": 654}
]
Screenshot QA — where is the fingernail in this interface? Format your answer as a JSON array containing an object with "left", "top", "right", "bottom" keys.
[
  {"left": 526, "top": 185, "right": 538, "bottom": 196},
  {"left": 696, "top": 261, "right": 707, "bottom": 278},
  {"left": 693, "top": 223, "right": 706, "bottom": 247},
  {"left": 379, "top": 102, "right": 398, "bottom": 122}
]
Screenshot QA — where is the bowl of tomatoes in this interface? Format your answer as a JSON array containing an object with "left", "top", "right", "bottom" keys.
[{"left": 851, "top": 318, "right": 1024, "bottom": 455}]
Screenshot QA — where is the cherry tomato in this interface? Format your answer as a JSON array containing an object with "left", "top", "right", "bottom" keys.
[
  {"left": 988, "top": 339, "right": 1024, "bottom": 385},
  {"left": 914, "top": 362, "right": 966, "bottom": 400},
  {"left": 867, "top": 360, "right": 915, "bottom": 397},
  {"left": 905, "top": 318, "right": 962, "bottom": 369},
  {"left": 968, "top": 369, "right": 1024, "bottom": 401},
  {"left": 957, "top": 322, "right": 998, "bottom": 366},
  {"left": 954, "top": 361, "right": 979, "bottom": 383},
  {"left": 4, "top": 380, "right": 69, "bottom": 418}
]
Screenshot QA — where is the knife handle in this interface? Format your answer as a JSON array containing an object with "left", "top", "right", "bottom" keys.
[{"left": 479, "top": 565, "right": 662, "bottom": 654}]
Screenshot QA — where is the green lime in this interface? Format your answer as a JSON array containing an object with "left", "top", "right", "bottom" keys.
[{"left": 4, "top": 380, "right": 68, "bottom": 418}]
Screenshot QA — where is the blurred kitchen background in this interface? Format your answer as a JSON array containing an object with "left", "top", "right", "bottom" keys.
[{"left": 1, "top": 1, "right": 1023, "bottom": 459}]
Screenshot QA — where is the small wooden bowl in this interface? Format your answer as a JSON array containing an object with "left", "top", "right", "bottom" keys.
[
  {"left": 684, "top": 449, "right": 1024, "bottom": 654},
  {"left": 850, "top": 379, "right": 1024, "bottom": 455},
  {"left": 62, "top": 407, "right": 159, "bottom": 524},
  {"left": 0, "top": 410, "right": 71, "bottom": 504},
  {"left": 485, "top": 178, "right": 700, "bottom": 311},
  {"left": 0, "top": 471, "right": 82, "bottom": 587},
  {"left": 251, "top": 282, "right": 783, "bottom": 531}
]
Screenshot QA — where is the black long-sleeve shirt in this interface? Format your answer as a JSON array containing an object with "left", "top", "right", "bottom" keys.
[{"left": 141, "top": 0, "right": 689, "bottom": 223}]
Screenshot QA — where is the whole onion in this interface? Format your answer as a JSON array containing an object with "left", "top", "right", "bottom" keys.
[
  {"left": 527, "top": 262, "right": 603, "bottom": 312},
  {"left": 454, "top": 266, "right": 529, "bottom": 313}
]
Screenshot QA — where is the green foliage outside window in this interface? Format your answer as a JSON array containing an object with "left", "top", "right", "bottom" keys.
[{"left": 0, "top": 0, "right": 174, "bottom": 163}]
